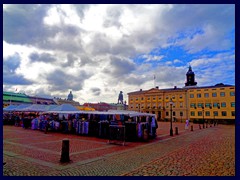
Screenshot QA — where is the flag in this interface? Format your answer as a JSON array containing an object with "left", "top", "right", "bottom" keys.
[
  {"left": 15, "top": 88, "right": 17, "bottom": 92},
  {"left": 153, "top": 75, "right": 156, "bottom": 80}
]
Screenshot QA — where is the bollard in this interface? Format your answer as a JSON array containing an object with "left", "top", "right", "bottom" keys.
[
  {"left": 44, "top": 125, "right": 47, "bottom": 134},
  {"left": 191, "top": 125, "right": 193, "bottom": 131},
  {"left": 60, "top": 138, "right": 70, "bottom": 163},
  {"left": 175, "top": 127, "right": 179, "bottom": 135}
]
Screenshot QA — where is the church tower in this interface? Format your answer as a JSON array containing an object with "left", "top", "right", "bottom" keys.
[{"left": 185, "top": 65, "right": 197, "bottom": 86}]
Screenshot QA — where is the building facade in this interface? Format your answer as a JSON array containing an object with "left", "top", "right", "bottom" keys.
[{"left": 127, "top": 67, "right": 235, "bottom": 124}]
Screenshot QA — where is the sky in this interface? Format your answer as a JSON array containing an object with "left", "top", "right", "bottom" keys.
[{"left": 3, "top": 4, "right": 235, "bottom": 104}]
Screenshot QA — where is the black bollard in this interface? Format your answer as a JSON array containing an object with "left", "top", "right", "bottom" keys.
[
  {"left": 191, "top": 125, "right": 193, "bottom": 131},
  {"left": 175, "top": 127, "right": 179, "bottom": 135},
  {"left": 60, "top": 138, "right": 70, "bottom": 163}
]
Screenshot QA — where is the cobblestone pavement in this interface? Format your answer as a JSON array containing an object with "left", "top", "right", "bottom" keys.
[{"left": 3, "top": 122, "right": 235, "bottom": 176}]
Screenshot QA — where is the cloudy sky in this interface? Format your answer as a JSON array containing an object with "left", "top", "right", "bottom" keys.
[{"left": 3, "top": 4, "right": 235, "bottom": 104}]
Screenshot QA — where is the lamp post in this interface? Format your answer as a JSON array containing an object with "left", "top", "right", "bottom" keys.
[
  {"left": 169, "top": 98, "right": 173, "bottom": 136},
  {"left": 202, "top": 106, "right": 205, "bottom": 128}
]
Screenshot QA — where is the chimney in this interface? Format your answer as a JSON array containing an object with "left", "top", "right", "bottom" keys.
[
  {"left": 156, "top": 86, "right": 159, "bottom": 89},
  {"left": 174, "top": 86, "right": 177, "bottom": 89},
  {"left": 140, "top": 89, "right": 142, "bottom": 91}
]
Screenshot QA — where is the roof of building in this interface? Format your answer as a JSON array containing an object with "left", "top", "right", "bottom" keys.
[
  {"left": 128, "top": 83, "right": 235, "bottom": 95},
  {"left": 3, "top": 92, "right": 32, "bottom": 103}
]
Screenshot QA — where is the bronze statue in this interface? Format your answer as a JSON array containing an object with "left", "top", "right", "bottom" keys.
[{"left": 118, "top": 91, "right": 123, "bottom": 104}]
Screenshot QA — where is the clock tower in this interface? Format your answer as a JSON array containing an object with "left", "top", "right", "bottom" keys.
[{"left": 185, "top": 65, "right": 197, "bottom": 86}]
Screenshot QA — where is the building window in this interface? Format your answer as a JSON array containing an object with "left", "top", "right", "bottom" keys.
[
  {"left": 166, "top": 112, "right": 169, "bottom": 116},
  {"left": 204, "top": 93, "right": 209, "bottom": 98},
  {"left": 180, "top": 102, "right": 183, "bottom": 108},
  {"left": 190, "top": 111, "right": 195, "bottom": 116},
  {"left": 231, "top": 111, "right": 235, "bottom": 116},
  {"left": 153, "top": 97, "right": 156, "bottom": 100},
  {"left": 136, "top": 98, "right": 138, "bottom": 101},
  {"left": 205, "top": 111, "right": 210, "bottom": 116},
  {"left": 220, "top": 92, "right": 225, "bottom": 97},
  {"left": 197, "top": 94, "right": 201, "bottom": 98},
  {"left": 222, "top": 111, "right": 227, "bottom": 116},
  {"left": 205, "top": 103, "right": 212, "bottom": 108},
  {"left": 230, "top": 91, "right": 235, "bottom": 96},
  {"left": 213, "top": 103, "right": 220, "bottom": 108},
  {"left": 231, "top": 102, "right": 235, "bottom": 107},
  {"left": 141, "top": 97, "right": 144, "bottom": 100},
  {"left": 190, "top": 94, "right": 194, "bottom": 98},
  {"left": 190, "top": 103, "right": 196, "bottom": 108},
  {"left": 158, "top": 97, "right": 162, "bottom": 100},
  {"left": 213, "top": 111, "right": 218, "bottom": 116},
  {"left": 180, "top": 95, "right": 182, "bottom": 99},
  {"left": 180, "top": 112, "right": 183, "bottom": 116},
  {"left": 198, "top": 111, "right": 202, "bottom": 116},
  {"left": 221, "top": 102, "right": 226, "bottom": 107},
  {"left": 212, "top": 92, "right": 217, "bottom": 97},
  {"left": 148, "top": 97, "right": 150, "bottom": 100},
  {"left": 198, "top": 103, "right": 204, "bottom": 108},
  {"left": 173, "top": 112, "right": 176, "bottom": 116}
]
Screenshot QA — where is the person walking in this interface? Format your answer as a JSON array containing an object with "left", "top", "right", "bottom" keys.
[{"left": 185, "top": 119, "right": 190, "bottom": 130}]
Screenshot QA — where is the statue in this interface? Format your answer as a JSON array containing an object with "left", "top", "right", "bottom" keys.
[{"left": 118, "top": 91, "right": 123, "bottom": 104}]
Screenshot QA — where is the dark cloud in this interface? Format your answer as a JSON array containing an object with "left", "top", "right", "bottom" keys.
[
  {"left": 124, "top": 76, "right": 149, "bottom": 86},
  {"left": 3, "top": 53, "right": 21, "bottom": 71},
  {"left": 3, "top": 53, "right": 33, "bottom": 85},
  {"left": 103, "top": 56, "right": 136, "bottom": 78},
  {"left": 3, "top": 74, "right": 33, "bottom": 85},
  {"left": 4, "top": 5, "right": 84, "bottom": 53},
  {"left": 90, "top": 87, "right": 101, "bottom": 96},
  {"left": 45, "top": 69, "right": 92, "bottom": 91},
  {"left": 111, "top": 38, "right": 137, "bottom": 57},
  {"left": 87, "top": 33, "right": 111, "bottom": 55},
  {"left": 29, "top": 52, "right": 56, "bottom": 63},
  {"left": 3, "top": 4, "right": 53, "bottom": 44},
  {"left": 62, "top": 54, "right": 79, "bottom": 67}
]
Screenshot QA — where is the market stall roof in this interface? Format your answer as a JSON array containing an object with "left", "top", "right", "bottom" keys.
[
  {"left": 45, "top": 109, "right": 155, "bottom": 117},
  {"left": 44, "top": 105, "right": 59, "bottom": 111},
  {"left": 3, "top": 104, "right": 19, "bottom": 111},
  {"left": 10, "top": 104, "right": 32, "bottom": 111},
  {"left": 20, "top": 104, "right": 47, "bottom": 112},
  {"left": 50, "top": 104, "right": 79, "bottom": 111}
]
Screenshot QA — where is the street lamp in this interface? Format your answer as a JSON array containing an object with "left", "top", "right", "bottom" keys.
[
  {"left": 202, "top": 105, "right": 205, "bottom": 128},
  {"left": 169, "top": 98, "right": 173, "bottom": 136}
]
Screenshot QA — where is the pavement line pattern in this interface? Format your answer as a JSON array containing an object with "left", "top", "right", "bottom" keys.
[{"left": 3, "top": 124, "right": 234, "bottom": 176}]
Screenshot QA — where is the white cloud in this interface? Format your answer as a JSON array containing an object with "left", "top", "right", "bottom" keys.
[{"left": 3, "top": 4, "right": 235, "bottom": 103}]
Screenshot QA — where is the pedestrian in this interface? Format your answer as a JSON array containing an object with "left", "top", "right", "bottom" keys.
[{"left": 185, "top": 119, "right": 189, "bottom": 130}]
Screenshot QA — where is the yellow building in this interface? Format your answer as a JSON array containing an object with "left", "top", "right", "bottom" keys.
[
  {"left": 188, "top": 84, "right": 235, "bottom": 123},
  {"left": 127, "top": 66, "right": 235, "bottom": 124}
]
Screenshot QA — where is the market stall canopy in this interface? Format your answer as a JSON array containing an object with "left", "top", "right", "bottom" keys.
[
  {"left": 50, "top": 104, "right": 79, "bottom": 111},
  {"left": 44, "top": 105, "right": 59, "bottom": 111},
  {"left": 20, "top": 104, "right": 47, "bottom": 112},
  {"left": 3, "top": 104, "right": 19, "bottom": 111},
  {"left": 107, "top": 110, "right": 156, "bottom": 117},
  {"left": 9, "top": 104, "right": 32, "bottom": 111}
]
